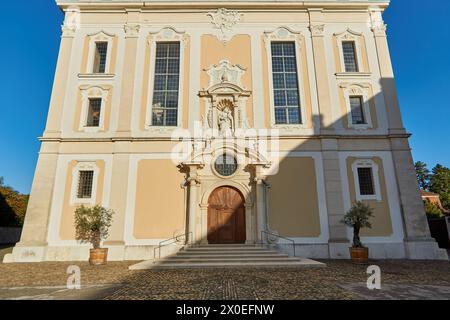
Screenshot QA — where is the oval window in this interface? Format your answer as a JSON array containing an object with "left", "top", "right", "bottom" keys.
[{"left": 215, "top": 154, "right": 238, "bottom": 177}]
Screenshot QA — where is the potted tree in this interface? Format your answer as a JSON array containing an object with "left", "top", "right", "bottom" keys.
[
  {"left": 341, "top": 201, "right": 374, "bottom": 264},
  {"left": 74, "top": 205, "right": 114, "bottom": 265}
]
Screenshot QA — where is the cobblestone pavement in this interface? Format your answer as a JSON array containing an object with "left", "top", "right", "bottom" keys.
[{"left": 0, "top": 260, "right": 449, "bottom": 300}]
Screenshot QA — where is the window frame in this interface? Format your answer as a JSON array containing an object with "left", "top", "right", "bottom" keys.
[
  {"left": 86, "top": 98, "right": 103, "bottom": 128},
  {"left": 150, "top": 42, "right": 181, "bottom": 127},
  {"left": 341, "top": 40, "right": 359, "bottom": 73},
  {"left": 92, "top": 41, "right": 109, "bottom": 74},
  {"left": 334, "top": 29, "right": 365, "bottom": 74},
  {"left": 351, "top": 159, "right": 382, "bottom": 201},
  {"left": 349, "top": 95, "right": 366, "bottom": 125},
  {"left": 264, "top": 27, "right": 308, "bottom": 130},
  {"left": 79, "top": 85, "right": 109, "bottom": 133},
  {"left": 270, "top": 41, "right": 303, "bottom": 126},
  {"left": 70, "top": 162, "right": 100, "bottom": 206},
  {"left": 146, "top": 27, "right": 186, "bottom": 131},
  {"left": 86, "top": 31, "right": 114, "bottom": 75},
  {"left": 341, "top": 84, "right": 373, "bottom": 130}
]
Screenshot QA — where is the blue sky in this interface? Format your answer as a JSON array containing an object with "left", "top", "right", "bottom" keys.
[{"left": 0, "top": 1, "right": 449, "bottom": 194}]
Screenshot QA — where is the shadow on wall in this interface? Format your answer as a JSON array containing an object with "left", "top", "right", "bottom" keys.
[{"left": 121, "top": 77, "right": 427, "bottom": 265}]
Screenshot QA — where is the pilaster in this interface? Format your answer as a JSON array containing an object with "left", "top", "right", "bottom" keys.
[
  {"left": 321, "top": 139, "right": 350, "bottom": 259},
  {"left": 103, "top": 142, "right": 131, "bottom": 260},
  {"left": 7, "top": 143, "right": 60, "bottom": 262},
  {"left": 43, "top": 19, "right": 77, "bottom": 139},
  {"left": 308, "top": 9, "right": 334, "bottom": 134},
  {"left": 369, "top": 8, "right": 405, "bottom": 135},
  {"left": 116, "top": 10, "right": 141, "bottom": 137}
]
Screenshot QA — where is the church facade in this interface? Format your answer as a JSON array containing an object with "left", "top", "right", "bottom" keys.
[{"left": 5, "top": 0, "right": 448, "bottom": 263}]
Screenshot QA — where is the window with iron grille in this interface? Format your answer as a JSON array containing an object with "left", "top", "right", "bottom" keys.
[
  {"left": 271, "top": 42, "right": 302, "bottom": 125},
  {"left": 215, "top": 154, "right": 238, "bottom": 177},
  {"left": 357, "top": 167, "right": 375, "bottom": 196},
  {"left": 342, "top": 41, "right": 358, "bottom": 72},
  {"left": 86, "top": 98, "right": 102, "bottom": 127},
  {"left": 93, "top": 42, "right": 108, "bottom": 73},
  {"left": 77, "top": 171, "right": 94, "bottom": 199},
  {"left": 152, "top": 42, "right": 180, "bottom": 127},
  {"left": 349, "top": 96, "right": 366, "bottom": 125}
]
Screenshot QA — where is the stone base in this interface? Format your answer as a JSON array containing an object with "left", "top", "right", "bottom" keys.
[
  {"left": 328, "top": 242, "right": 351, "bottom": 259},
  {"left": 405, "top": 239, "right": 449, "bottom": 261},
  {"left": 4, "top": 245, "right": 48, "bottom": 263},
  {"left": 365, "top": 243, "right": 406, "bottom": 259},
  {"left": 4, "top": 241, "right": 448, "bottom": 262}
]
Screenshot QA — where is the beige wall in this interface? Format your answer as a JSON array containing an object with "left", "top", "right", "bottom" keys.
[
  {"left": 267, "top": 157, "right": 321, "bottom": 237},
  {"left": 133, "top": 160, "right": 185, "bottom": 239},
  {"left": 60, "top": 160, "right": 106, "bottom": 240},
  {"left": 346, "top": 157, "right": 393, "bottom": 237}
]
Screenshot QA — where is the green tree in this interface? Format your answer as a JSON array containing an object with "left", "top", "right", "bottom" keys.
[
  {"left": 75, "top": 205, "right": 114, "bottom": 249},
  {"left": 429, "top": 164, "right": 450, "bottom": 210},
  {"left": 415, "top": 161, "right": 431, "bottom": 190},
  {"left": 423, "top": 200, "right": 444, "bottom": 219},
  {"left": 341, "top": 202, "right": 374, "bottom": 248},
  {"left": 0, "top": 178, "right": 29, "bottom": 227}
]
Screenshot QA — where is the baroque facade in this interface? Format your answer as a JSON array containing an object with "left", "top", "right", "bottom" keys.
[{"left": 5, "top": 0, "right": 448, "bottom": 262}]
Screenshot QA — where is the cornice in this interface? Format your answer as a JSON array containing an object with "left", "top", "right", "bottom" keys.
[
  {"left": 56, "top": 1, "right": 390, "bottom": 11},
  {"left": 39, "top": 133, "right": 411, "bottom": 143}
]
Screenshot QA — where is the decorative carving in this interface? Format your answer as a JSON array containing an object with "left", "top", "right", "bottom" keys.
[
  {"left": 218, "top": 105, "right": 234, "bottom": 136},
  {"left": 264, "top": 27, "right": 303, "bottom": 52},
  {"left": 62, "top": 25, "right": 77, "bottom": 38},
  {"left": 207, "top": 8, "right": 243, "bottom": 43},
  {"left": 309, "top": 24, "right": 325, "bottom": 37},
  {"left": 372, "top": 24, "right": 387, "bottom": 36},
  {"left": 62, "top": 7, "right": 80, "bottom": 37},
  {"left": 369, "top": 9, "right": 388, "bottom": 36},
  {"left": 199, "top": 69, "right": 252, "bottom": 136},
  {"left": 124, "top": 23, "right": 141, "bottom": 38},
  {"left": 204, "top": 60, "right": 247, "bottom": 88}
]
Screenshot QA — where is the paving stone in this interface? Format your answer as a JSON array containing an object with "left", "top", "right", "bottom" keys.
[{"left": 0, "top": 260, "right": 449, "bottom": 300}]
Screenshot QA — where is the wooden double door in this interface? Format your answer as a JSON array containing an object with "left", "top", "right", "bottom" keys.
[{"left": 207, "top": 186, "right": 246, "bottom": 244}]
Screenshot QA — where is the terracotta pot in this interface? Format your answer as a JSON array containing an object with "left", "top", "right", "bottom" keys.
[
  {"left": 89, "top": 248, "right": 108, "bottom": 265},
  {"left": 349, "top": 247, "right": 369, "bottom": 264}
]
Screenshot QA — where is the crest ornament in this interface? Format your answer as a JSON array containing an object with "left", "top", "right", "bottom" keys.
[{"left": 207, "top": 8, "right": 243, "bottom": 43}]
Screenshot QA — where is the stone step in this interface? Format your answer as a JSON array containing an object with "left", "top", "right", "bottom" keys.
[
  {"left": 129, "top": 245, "right": 326, "bottom": 270},
  {"left": 181, "top": 249, "right": 281, "bottom": 255},
  {"left": 183, "top": 247, "right": 276, "bottom": 252},
  {"left": 168, "top": 256, "right": 298, "bottom": 262},
  {"left": 130, "top": 259, "right": 325, "bottom": 270},
  {"left": 176, "top": 253, "right": 289, "bottom": 258}
]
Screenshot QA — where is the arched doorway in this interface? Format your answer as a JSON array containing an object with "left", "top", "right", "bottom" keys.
[{"left": 208, "top": 186, "right": 246, "bottom": 244}]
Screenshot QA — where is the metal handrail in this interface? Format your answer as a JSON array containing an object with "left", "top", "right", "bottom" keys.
[
  {"left": 260, "top": 230, "right": 296, "bottom": 257},
  {"left": 153, "top": 232, "right": 192, "bottom": 260}
]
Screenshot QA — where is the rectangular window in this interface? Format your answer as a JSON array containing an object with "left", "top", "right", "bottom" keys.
[
  {"left": 349, "top": 96, "right": 366, "bottom": 125},
  {"left": 86, "top": 98, "right": 102, "bottom": 127},
  {"left": 271, "top": 42, "right": 302, "bottom": 125},
  {"left": 77, "top": 171, "right": 94, "bottom": 199},
  {"left": 357, "top": 167, "right": 375, "bottom": 196},
  {"left": 152, "top": 42, "right": 180, "bottom": 127},
  {"left": 93, "top": 42, "right": 108, "bottom": 73},
  {"left": 342, "top": 41, "right": 358, "bottom": 72}
]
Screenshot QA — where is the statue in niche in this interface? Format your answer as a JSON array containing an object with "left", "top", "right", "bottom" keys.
[{"left": 218, "top": 107, "right": 234, "bottom": 136}]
